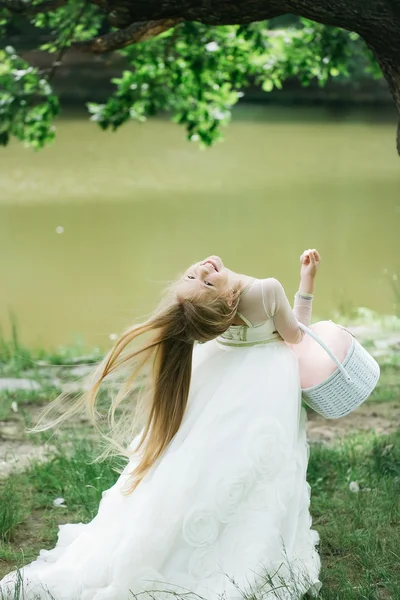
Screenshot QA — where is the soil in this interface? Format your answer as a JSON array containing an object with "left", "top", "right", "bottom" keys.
[
  {"left": 1, "top": 399, "right": 399, "bottom": 478},
  {"left": 305, "top": 400, "right": 400, "bottom": 444}
]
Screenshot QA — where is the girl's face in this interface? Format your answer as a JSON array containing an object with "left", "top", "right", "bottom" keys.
[{"left": 178, "top": 255, "right": 232, "bottom": 297}]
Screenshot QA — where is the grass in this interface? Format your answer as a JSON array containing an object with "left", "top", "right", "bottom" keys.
[
  {"left": 0, "top": 440, "right": 122, "bottom": 536},
  {"left": 0, "top": 430, "right": 399, "bottom": 598},
  {"left": 391, "top": 273, "right": 400, "bottom": 317},
  {"left": 0, "top": 314, "right": 102, "bottom": 379},
  {"left": 0, "top": 439, "right": 123, "bottom": 589},
  {"left": 0, "top": 481, "right": 25, "bottom": 544},
  {"left": 369, "top": 355, "right": 400, "bottom": 404},
  {"left": 0, "top": 387, "right": 64, "bottom": 422},
  {"left": 308, "top": 431, "right": 400, "bottom": 599}
]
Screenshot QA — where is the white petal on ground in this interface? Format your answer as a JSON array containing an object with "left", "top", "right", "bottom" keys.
[{"left": 349, "top": 481, "right": 360, "bottom": 493}]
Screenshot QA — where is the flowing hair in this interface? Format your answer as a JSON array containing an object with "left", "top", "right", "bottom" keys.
[{"left": 31, "top": 280, "right": 243, "bottom": 494}]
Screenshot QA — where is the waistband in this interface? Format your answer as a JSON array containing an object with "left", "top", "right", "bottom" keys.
[{"left": 216, "top": 326, "right": 283, "bottom": 348}]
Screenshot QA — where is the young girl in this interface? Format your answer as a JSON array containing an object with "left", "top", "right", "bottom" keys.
[{"left": 1, "top": 249, "right": 322, "bottom": 600}]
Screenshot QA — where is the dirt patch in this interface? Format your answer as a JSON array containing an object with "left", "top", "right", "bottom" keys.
[
  {"left": 1, "top": 401, "right": 399, "bottom": 478},
  {"left": 0, "top": 408, "right": 90, "bottom": 479},
  {"left": 306, "top": 400, "right": 400, "bottom": 443},
  {"left": 0, "top": 439, "right": 55, "bottom": 478}
]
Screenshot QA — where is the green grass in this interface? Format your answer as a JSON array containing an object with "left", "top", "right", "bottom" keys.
[
  {"left": 0, "top": 314, "right": 102, "bottom": 379},
  {"left": 0, "top": 387, "right": 64, "bottom": 421},
  {"left": 0, "top": 430, "right": 399, "bottom": 598},
  {"left": 0, "top": 480, "right": 25, "bottom": 543},
  {"left": 369, "top": 356, "right": 400, "bottom": 404},
  {"left": 0, "top": 439, "right": 122, "bottom": 578},
  {"left": 24, "top": 441, "right": 123, "bottom": 518},
  {"left": 391, "top": 274, "right": 400, "bottom": 317},
  {"left": 308, "top": 431, "right": 400, "bottom": 599}
]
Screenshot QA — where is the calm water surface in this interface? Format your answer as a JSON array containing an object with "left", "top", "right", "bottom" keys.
[{"left": 1, "top": 105, "right": 399, "bottom": 351}]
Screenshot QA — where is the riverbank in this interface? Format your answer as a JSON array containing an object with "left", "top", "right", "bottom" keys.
[{"left": 0, "top": 310, "right": 399, "bottom": 597}]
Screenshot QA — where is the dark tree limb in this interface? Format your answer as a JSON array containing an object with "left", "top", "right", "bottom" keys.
[
  {"left": 0, "top": 0, "right": 67, "bottom": 14},
  {"left": 370, "top": 47, "right": 400, "bottom": 153},
  {"left": 95, "top": 0, "right": 394, "bottom": 34},
  {"left": 73, "top": 18, "right": 183, "bottom": 53}
]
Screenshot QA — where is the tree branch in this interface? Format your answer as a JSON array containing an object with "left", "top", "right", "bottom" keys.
[
  {"left": 369, "top": 46, "right": 400, "bottom": 153},
  {"left": 47, "top": 0, "right": 89, "bottom": 80},
  {"left": 0, "top": 0, "right": 68, "bottom": 14},
  {"left": 72, "top": 18, "right": 183, "bottom": 53}
]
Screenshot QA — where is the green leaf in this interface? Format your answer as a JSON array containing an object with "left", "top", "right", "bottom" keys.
[{"left": 262, "top": 79, "right": 274, "bottom": 92}]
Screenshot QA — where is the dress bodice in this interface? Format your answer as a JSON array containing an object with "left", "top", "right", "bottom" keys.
[
  {"left": 216, "top": 277, "right": 314, "bottom": 347},
  {"left": 217, "top": 319, "right": 282, "bottom": 347},
  {"left": 217, "top": 279, "right": 282, "bottom": 347}
]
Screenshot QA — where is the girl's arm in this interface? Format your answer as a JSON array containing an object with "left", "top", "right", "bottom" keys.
[{"left": 261, "top": 249, "right": 320, "bottom": 344}]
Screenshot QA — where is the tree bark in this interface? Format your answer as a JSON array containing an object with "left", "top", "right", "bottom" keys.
[
  {"left": 0, "top": 0, "right": 68, "bottom": 14},
  {"left": 98, "top": 0, "right": 400, "bottom": 38},
  {"left": 371, "top": 52, "right": 400, "bottom": 153},
  {"left": 73, "top": 19, "right": 183, "bottom": 52}
]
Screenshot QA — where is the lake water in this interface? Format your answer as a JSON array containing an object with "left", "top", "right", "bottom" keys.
[{"left": 1, "top": 105, "right": 399, "bottom": 351}]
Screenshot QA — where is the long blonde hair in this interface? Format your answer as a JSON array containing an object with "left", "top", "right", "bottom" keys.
[{"left": 32, "top": 280, "right": 242, "bottom": 494}]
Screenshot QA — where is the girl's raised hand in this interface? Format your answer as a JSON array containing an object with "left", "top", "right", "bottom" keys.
[{"left": 300, "top": 249, "right": 321, "bottom": 279}]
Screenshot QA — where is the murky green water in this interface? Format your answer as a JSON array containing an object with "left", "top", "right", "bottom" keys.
[{"left": 1, "top": 105, "right": 399, "bottom": 351}]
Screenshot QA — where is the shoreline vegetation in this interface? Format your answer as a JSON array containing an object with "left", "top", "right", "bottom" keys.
[{"left": 0, "top": 305, "right": 399, "bottom": 597}]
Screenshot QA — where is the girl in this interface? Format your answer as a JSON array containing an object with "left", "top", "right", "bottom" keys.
[{"left": 1, "top": 249, "right": 322, "bottom": 600}]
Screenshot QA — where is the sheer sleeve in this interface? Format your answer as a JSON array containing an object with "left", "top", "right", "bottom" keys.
[{"left": 260, "top": 278, "right": 313, "bottom": 344}]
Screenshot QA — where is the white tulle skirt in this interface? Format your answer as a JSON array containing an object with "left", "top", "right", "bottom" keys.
[{"left": 1, "top": 326, "right": 322, "bottom": 600}]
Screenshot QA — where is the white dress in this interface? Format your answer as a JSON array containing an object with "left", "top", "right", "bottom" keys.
[{"left": 0, "top": 278, "right": 322, "bottom": 600}]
